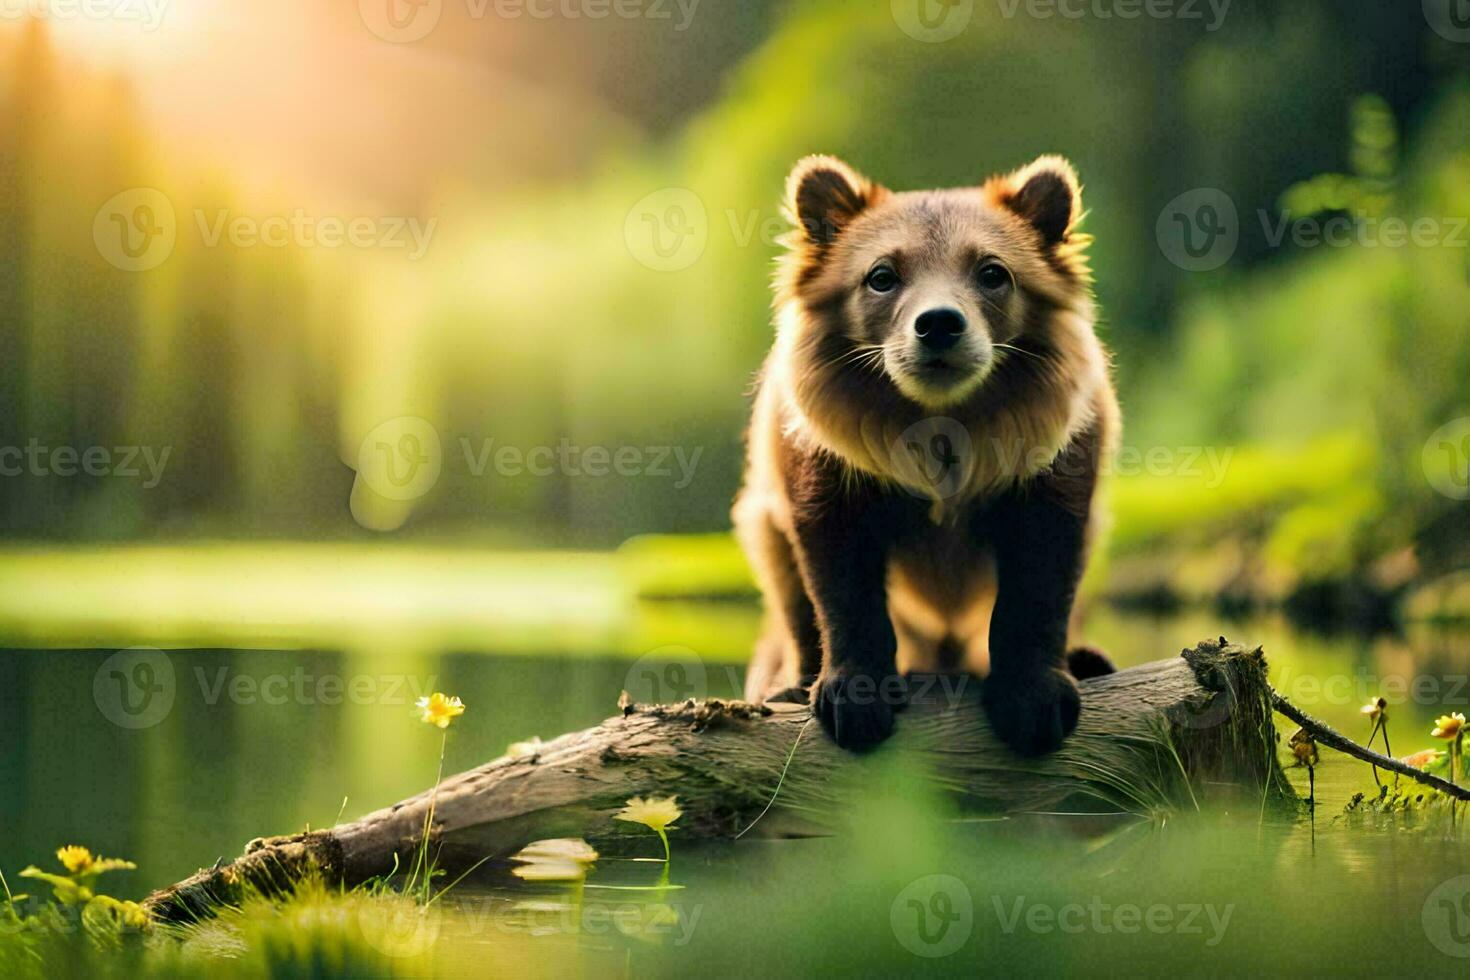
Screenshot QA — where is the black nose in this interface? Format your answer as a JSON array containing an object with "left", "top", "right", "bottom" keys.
[{"left": 914, "top": 308, "right": 966, "bottom": 351}]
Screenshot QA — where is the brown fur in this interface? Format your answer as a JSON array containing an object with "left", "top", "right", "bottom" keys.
[{"left": 735, "top": 154, "right": 1119, "bottom": 753}]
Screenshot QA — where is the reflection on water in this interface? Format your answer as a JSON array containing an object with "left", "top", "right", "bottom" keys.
[
  {"left": 0, "top": 645, "right": 744, "bottom": 894},
  {"left": 2, "top": 604, "right": 1468, "bottom": 972},
  {"left": 368, "top": 819, "right": 1470, "bottom": 975}
]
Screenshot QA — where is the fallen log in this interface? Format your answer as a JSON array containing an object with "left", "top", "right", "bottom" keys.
[{"left": 145, "top": 637, "right": 1297, "bottom": 922}]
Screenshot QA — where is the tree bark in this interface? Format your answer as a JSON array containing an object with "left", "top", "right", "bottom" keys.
[{"left": 145, "top": 637, "right": 1296, "bottom": 922}]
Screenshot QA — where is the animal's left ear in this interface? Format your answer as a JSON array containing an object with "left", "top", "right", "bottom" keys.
[{"left": 995, "top": 155, "right": 1081, "bottom": 247}]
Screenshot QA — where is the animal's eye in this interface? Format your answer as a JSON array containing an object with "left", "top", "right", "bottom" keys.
[
  {"left": 865, "top": 264, "right": 900, "bottom": 294},
  {"left": 976, "top": 262, "right": 1012, "bottom": 292}
]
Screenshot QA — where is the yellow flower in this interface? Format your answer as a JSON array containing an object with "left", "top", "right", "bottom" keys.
[
  {"left": 614, "top": 796, "right": 682, "bottom": 833},
  {"left": 614, "top": 796, "right": 682, "bottom": 863},
  {"left": 56, "top": 846, "right": 94, "bottom": 875},
  {"left": 416, "top": 693, "right": 465, "bottom": 729},
  {"left": 53, "top": 847, "right": 135, "bottom": 877},
  {"left": 1360, "top": 697, "right": 1387, "bottom": 723},
  {"left": 1431, "top": 712, "right": 1465, "bottom": 740}
]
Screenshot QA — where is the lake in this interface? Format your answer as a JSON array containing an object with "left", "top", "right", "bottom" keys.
[{"left": 3, "top": 555, "right": 1469, "bottom": 973}]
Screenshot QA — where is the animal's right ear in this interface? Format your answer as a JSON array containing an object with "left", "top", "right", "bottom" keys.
[{"left": 784, "top": 155, "right": 881, "bottom": 247}]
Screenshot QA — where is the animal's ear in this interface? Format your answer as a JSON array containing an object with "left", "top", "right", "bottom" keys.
[
  {"left": 995, "top": 155, "right": 1082, "bottom": 247},
  {"left": 784, "top": 155, "right": 882, "bottom": 246}
]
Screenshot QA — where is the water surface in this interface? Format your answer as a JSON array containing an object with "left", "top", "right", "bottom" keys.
[{"left": 3, "top": 602, "right": 1468, "bottom": 972}]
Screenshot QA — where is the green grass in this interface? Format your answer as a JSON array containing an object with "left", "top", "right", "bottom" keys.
[
  {"left": 1106, "top": 433, "right": 1377, "bottom": 553},
  {"left": 0, "top": 543, "right": 628, "bottom": 653},
  {"left": 617, "top": 533, "right": 757, "bottom": 601},
  {"left": 4, "top": 799, "right": 1467, "bottom": 979},
  {"left": 0, "top": 434, "right": 1390, "bottom": 657}
]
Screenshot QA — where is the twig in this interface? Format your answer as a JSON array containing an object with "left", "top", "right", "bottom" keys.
[{"left": 1269, "top": 689, "right": 1470, "bottom": 802}]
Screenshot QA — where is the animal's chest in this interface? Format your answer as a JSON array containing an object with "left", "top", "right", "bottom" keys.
[{"left": 885, "top": 500, "right": 996, "bottom": 616}]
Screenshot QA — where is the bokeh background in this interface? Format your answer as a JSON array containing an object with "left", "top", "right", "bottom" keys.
[
  {"left": 1, "top": 1, "right": 1466, "bottom": 565},
  {"left": 2, "top": 4, "right": 1470, "bottom": 962}
]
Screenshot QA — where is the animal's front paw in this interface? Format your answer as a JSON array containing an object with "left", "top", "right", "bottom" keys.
[
  {"left": 812, "top": 669, "right": 905, "bottom": 751},
  {"left": 982, "top": 667, "right": 1081, "bottom": 757}
]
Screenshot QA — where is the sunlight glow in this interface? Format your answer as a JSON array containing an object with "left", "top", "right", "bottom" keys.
[{"left": 7, "top": 0, "right": 211, "bottom": 61}]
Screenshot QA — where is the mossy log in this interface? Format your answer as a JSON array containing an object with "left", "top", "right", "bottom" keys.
[{"left": 145, "top": 638, "right": 1296, "bottom": 922}]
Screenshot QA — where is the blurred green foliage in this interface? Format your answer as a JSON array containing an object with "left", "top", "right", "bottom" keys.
[{"left": 0, "top": 3, "right": 1466, "bottom": 580}]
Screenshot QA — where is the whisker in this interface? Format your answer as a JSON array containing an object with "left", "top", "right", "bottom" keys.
[
  {"left": 859, "top": 349, "right": 890, "bottom": 375},
  {"left": 833, "top": 343, "right": 884, "bottom": 364},
  {"left": 832, "top": 344, "right": 888, "bottom": 375},
  {"left": 992, "top": 343, "right": 1042, "bottom": 362}
]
